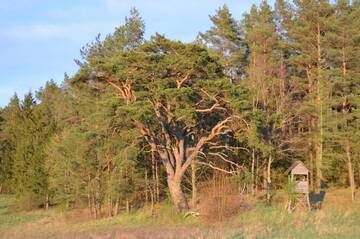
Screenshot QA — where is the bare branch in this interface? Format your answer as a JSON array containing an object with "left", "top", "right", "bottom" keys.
[
  {"left": 178, "top": 116, "right": 238, "bottom": 176},
  {"left": 196, "top": 161, "right": 236, "bottom": 175},
  {"left": 208, "top": 152, "right": 242, "bottom": 169},
  {"left": 195, "top": 102, "right": 225, "bottom": 112}
]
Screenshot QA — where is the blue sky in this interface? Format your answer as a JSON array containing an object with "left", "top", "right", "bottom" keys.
[{"left": 0, "top": 0, "right": 274, "bottom": 107}]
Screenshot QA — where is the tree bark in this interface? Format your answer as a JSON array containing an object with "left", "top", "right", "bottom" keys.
[
  {"left": 191, "top": 161, "right": 197, "bottom": 206},
  {"left": 251, "top": 149, "right": 255, "bottom": 196},
  {"left": 155, "top": 158, "right": 160, "bottom": 203},
  {"left": 151, "top": 150, "right": 157, "bottom": 203},
  {"left": 315, "top": 23, "right": 323, "bottom": 193},
  {"left": 167, "top": 176, "right": 189, "bottom": 212},
  {"left": 126, "top": 199, "right": 130, "bottom": 213},
  {"left": 45, "top": 193, "right": 49, "bottom": 210},
  {"left": 145, "top": 170, "right": 149, "bottom": 204},
  {"left": 346, "top": 144, "right": 355, "bottom": 201},
  {"left": 309, "top": 146, "right": 314, "bottom": 191},
  {"left": 266, "top": 155, "right": 273, "bottom": 206},
  {"left": 113, "top": 197, "right": 119, "bottom": 216},
  {"left": 94, "top": 191, "right": 101, "bottom": 219},
  {"left": 255, "top": 155, "right": 259, "bottom": 194},
  {"left": 107, "top": 196, "right": 112, "bottom": 217},
  {"left": 87, "top": 192, "right": 92, "bottom": 216}
]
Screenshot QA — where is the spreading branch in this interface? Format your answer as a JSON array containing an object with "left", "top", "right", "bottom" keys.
[{"left": 176, "top": 73, "right": 190, "bottom": 89}]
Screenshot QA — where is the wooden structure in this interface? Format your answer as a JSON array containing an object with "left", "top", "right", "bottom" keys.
[{"left": 285, "top": 161, "right": 311, "bottom": 211}]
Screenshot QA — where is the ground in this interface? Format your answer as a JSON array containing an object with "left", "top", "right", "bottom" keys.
[{"left": 1, "top": 189, "right": 360, "bottom": 239}]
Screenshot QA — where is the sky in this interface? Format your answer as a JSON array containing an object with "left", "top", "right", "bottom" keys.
[{"left": 0, "top": 0, "right": 274, "bottom": 107}]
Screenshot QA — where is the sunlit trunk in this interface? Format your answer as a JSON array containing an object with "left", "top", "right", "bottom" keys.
[
  {"left": 167, "top": 176, "right": 189, "bottom": 212},
  {"left": 346, "top": 144, "right": 355, "bottom": 201},
  {"left": 266, "top": 155, "right": 273, "bottom": 205},
  {"left": 191, "top": 161, "right": 197, "bottom": 207}
]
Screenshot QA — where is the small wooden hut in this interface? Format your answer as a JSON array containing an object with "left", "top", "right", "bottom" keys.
[{"left": 285, "top": 160, "right": 311, "bottom": 211}]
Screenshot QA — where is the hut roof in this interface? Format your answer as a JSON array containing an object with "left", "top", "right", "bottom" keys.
[{"left": 285, "top": 160, "right": 309, "bottom": 175}]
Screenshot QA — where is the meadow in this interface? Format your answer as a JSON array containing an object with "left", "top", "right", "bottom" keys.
[{"left": 1, "top": 189, "right": 359, "bottom": 239}]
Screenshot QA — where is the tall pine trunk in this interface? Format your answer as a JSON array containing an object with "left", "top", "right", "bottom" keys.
[
  {"left": 44, "top": 193, "right": 49, "bottom": 210},
  {"left": 191, "top": 161, "right": 197, "bottom": 207},
  {"left": 315, "top": 23, "right": 323, "bottom": 192},
  {"left": 346, "top": 144, "right": 355, "bottom": 201},
  {"left": 251, "top": 149, "right": 256, "bottom": 196},
  {"left": 155, "top": 159, "right": 160, "bottom": 203},
  {"left": 266, "top": 155, "right": 273, "bottom": 206}
]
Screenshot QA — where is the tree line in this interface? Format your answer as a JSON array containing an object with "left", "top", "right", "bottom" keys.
[{"left": 0, "top": 0, "right": 359, "bottom": 216}]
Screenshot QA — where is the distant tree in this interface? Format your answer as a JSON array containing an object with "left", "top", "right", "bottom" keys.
[{"left": 0, "top": 95, "right": 21, "bottom": 193}]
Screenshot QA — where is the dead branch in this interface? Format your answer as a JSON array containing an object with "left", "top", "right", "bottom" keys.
[{"left": 196, "top": 161, "right": 236, "bottom": 175}]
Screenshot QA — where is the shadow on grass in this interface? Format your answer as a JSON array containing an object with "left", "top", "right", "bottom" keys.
[{"left": 309, "top": 180, "right": 327, "bottom": 210}]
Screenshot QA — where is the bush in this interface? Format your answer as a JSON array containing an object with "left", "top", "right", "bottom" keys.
[{"left": 198, "top": 174, "right": 251, "bottom": 222}]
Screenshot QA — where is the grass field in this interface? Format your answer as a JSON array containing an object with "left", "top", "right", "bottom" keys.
[{"left": 1, "top": 189, "right": 359, "bottom": 239}]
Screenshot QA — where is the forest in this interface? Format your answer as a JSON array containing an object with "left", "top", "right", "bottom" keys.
[{"left": 0, "top": 1, "right": 360, "bottom": 233}]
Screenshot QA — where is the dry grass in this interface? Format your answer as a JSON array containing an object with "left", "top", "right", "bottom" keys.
[{"left": 198, "top": 175, "right": 251, "bottom": 222}]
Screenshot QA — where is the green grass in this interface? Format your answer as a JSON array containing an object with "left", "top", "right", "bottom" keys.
[{"left": 0, "top": 195, "right": 49, "bottom": 228}]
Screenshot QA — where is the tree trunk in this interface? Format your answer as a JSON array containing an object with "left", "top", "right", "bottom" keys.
[
  {"left": 255, "top": 155, "right": 259, "bottom": 194},
  {"left": 316, "top": 23, "right": 323, "bottom": 193},
  {"left": 167, "top": 176, "right": 189, "bottom": 212},
  {"left": 145, "top": 170, "right": 149, "bottom": 204},
  {"left": 45, "top": 193, "right": 49, "bottom": 210},
  {"left": 113, "top": 197, "right": 119, "bottom": 216},
  {"left": 155, "top": 159, "right": 160, "bottom": 203},
  {"left": 191, "top": 161, "right": 197, "bottom": 206},
  {"left": 346, "top": 144, "right": 356, "bottom": 201},
  {"left": 315, "top": 142, "right": 323, "bottom": 192},
  {"left": 91, "top": 194, "right": 96, "bottom": 218},
  {"left": 107, "top": 195, "right": 112, "bottom": 217},
  {"left": 151, "top": 150, "right": 157, "bottom": 202},
  {"left": 94, "top": 190, "right": 101, "bottom": 219},
  {"left": 266, "top": 155, "right": 273, "bottom": 206},
  {"left": 87, "top": 191, "right": 92, "bottom": 216},
  {"left": 309, "top": 147, "right": 314, "bottom": 191},
  {"left": 126, "top": 199, "right": 130, "bottom": 213},
  {"left": 150, "top": 186, "right": 154, "bottom": 216},
  {"left": 251, "top": 149, "right": 255, "bottom": 196},
  {"left": 106, "top": 157, "right": 112, "bottom": 217},
  {"left": 279, "top": 50, "right": 286, "bottom": 99}
]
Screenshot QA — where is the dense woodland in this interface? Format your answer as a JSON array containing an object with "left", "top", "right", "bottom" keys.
[{"left": 0, "top": 0, "right": 359, "bottom": 217}]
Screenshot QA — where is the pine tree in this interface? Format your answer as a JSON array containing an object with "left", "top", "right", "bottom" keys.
[
  {"left": 325, "top": 0, "right": 360, "bottom": 200},
  {"left": 199, "top": 5, "right": 246, "bottom": 82},
  {"left": 0, "top": 95, "right": 21, "bottom": 193},
  {"left": 276, "top": 0, "right": 333, "bottom": 191},
  {"left": 242, "top": 1, "right": 293, "bottom": 204}
]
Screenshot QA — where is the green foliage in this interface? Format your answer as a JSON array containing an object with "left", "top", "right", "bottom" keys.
[{"left": 199, "top": 5, "right": 246, "bottom": 80}]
